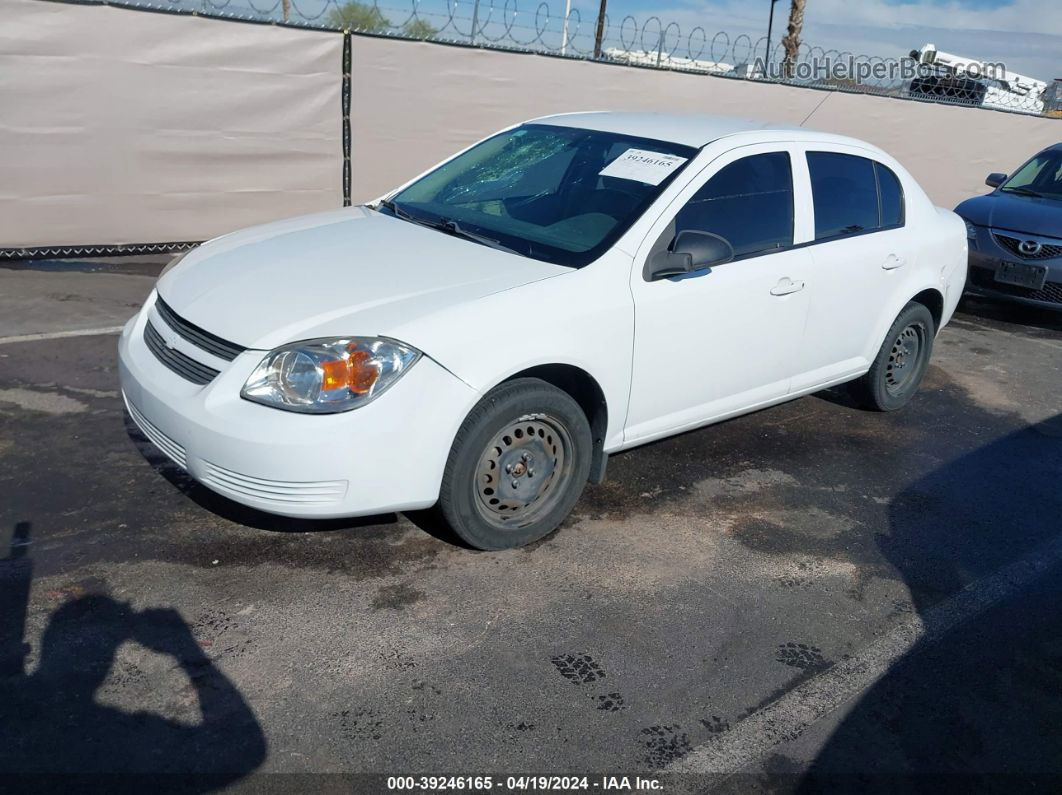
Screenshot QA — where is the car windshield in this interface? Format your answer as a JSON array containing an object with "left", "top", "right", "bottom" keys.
[
  {"left": 1001, "top": 149, "right": 1062, "bottom": 201},
  {"left": 384, "top": 124, "right": 698, "bottom": 267}
]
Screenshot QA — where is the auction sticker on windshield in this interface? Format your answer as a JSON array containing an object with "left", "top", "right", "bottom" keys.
[{"left": 599, "top": 148, "right": 688, "bottom": 184}]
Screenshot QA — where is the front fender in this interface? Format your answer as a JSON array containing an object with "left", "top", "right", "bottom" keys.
[{"left": 391, "top": 252, "right": 634, "bottom": 451}]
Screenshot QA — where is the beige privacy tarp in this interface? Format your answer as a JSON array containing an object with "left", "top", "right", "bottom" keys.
[
  {"left": 0, "top": 0, "right": 343, "bottom": 249},
  {"left": 2, "top": 0, "right": 1060, "bottom": 250},
  {"left": 350, "top": 38, "right": 1062, "bottom": 210}
]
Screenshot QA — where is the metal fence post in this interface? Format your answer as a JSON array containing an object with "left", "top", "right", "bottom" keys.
[
  {"left": 764, "top": 0, "right": 779, "bottom": 78},
  {"left": 470, "top": 0, "right": 480, "bottom": 45},
  {"left": 593, "top": 0, "right": 607, "bottom": 59},
  {"left": 342, "top": 31, "right": 351, "bottom": 207},
  {"left": 560, "top": 0, "right": 572, "bottom": 56}
]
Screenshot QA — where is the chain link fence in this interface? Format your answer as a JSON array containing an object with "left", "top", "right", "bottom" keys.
[{"left": 70, "top": 0, "right": 1062, "bottom": 117}]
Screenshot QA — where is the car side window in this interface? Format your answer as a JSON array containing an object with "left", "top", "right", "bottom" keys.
[
  {"left": 673, "top": 152, "right": 795, "bottom": 260},
  {"left": 807, "top": 152, "right": 881, "bottom": 241},
  {"left": 875, "top": 162, "right": 905, "bottom": 229}
]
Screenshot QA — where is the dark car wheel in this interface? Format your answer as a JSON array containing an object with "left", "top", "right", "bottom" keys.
[
  {"left": 851, "top": 302, "right": 935, "bottom": 412},
  {"left": 438, "top": 378, "right": 592, "bottom": 550}
]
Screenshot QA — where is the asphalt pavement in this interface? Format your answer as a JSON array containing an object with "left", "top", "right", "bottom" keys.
[{"left": 1, "top": 257, "right": 1061, "bottom": 792}]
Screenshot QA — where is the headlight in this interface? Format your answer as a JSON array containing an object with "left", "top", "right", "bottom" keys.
[
  {"left": 964, "top": 220, "right": 978, "bottom": 240},
  {"left": 159, "top": 247, "right": 196, "bottom": 280},
  {"left": 241, "top": 337, "right": 420, "bottom": 414}
]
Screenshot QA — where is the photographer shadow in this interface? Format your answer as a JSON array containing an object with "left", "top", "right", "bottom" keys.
[
  {"left": 0, "top": 521, "right": 267, "bottom": 791},
  {"left": 796, "top": 413, "right": 1062, "bottom": 790}
]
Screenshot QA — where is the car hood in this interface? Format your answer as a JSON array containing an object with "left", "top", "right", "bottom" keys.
[
  {"left": 955, "top": 192, "right": 1062, "bottom": 237},
  {"left": 158, "top": 207, "right": 568, "bottom": 351}
]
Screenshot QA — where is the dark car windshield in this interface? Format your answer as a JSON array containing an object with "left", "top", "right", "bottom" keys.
[
  {"left": 1001, "top": 149, "right": 1062, "bottom": 201},
  {"left": 383, "top": 124, "right": 698, "bottom": 267}
]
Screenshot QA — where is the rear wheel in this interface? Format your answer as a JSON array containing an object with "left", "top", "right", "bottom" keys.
[
  {"left": 438, "top": 378, "right": 592, "bottom": 550},
  {"left": 851, "top": 302, "right": 935, "bottom": 412}
]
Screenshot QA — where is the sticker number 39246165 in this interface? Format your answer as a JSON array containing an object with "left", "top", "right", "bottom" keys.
[{"left": 598, "top": 148, "right": 689, "bottom": 185}]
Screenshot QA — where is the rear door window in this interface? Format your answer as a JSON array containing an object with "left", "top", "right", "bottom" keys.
[
  {"left": 807, "top": 152, "right": 880, "bottom": 241},
  {"left": 875, "top": 162, "right": 905, "bottom": 228}
]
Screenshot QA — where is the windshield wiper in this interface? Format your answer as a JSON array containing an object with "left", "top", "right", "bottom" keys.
[
  {"left": 429, "top": 217, "right": 522, "bottom": 256},
  {"left": 376, "top": 198, "right": 420, "bottom": 222},
  {"left": 376, "top": 201, "right": 520, "bottom": 255},
  {"left": 1001, "top": 186, "right": 1044, "bottom": 198}
]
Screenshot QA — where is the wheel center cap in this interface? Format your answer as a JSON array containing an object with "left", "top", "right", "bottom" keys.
[{"left": 511, "top": 462, "right": 527, "bottom": 477}]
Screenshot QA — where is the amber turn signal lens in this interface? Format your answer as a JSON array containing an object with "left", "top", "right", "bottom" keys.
[
  {"left": 319, "top": 349, "right": 381, "bottom": 395},
  {"left": 320, "top": 358, "right": 349, "bottom": 391},
  {"left": 348, "top": 349, "right": 379, "bottom": 395}
]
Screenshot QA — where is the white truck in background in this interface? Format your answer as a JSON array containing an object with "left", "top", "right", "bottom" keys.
[{"left": 907, "top": 43, "right": 1051, "bottom": 115}]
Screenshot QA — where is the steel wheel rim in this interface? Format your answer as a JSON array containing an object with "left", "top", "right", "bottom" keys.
[
  {"left": 885, "top": 322, "right": 925, "bottom": 395},
  {"left": 472, "top": 414, "right": 574, "bottom": 530}
]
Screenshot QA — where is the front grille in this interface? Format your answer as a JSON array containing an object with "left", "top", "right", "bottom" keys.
[
  {"left": 969, "top": 268, "right": 1062, "bottom": 305},
  {"left": 144, "top": 321, "right": 220, "bottom": 385},
  {"left": 994, "top": 233, "right": 1062, "bottom": 261},
  {"left": 125, "top": 396, "right": 188, "bottom": 469},
  {"left": 155, "top": 296, "right": 245, "bottom": 361},
  {"left": 200, "top": 461, "right": 348, "bottom": 506}
]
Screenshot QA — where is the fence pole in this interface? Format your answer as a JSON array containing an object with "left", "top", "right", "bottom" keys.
[
  {"left": 342, "top": 32, "right": 351, "bottom": 207},
  {"left": 764, "top": 0, "right": 779, "bottom": 77},
  {"left": 593, "top": 0, "right": 607, "bottom": 59},
  {"left": 470, "top": 0, "right": 480, "bottom": 45},
  {"left": 560, "top": 0, "right": 572, "bottom": 56}
]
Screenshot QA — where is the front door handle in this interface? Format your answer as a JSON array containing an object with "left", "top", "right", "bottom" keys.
[
  {"left": 883, "top": 254, "right": 907, "bottom": 270},
  {"left": 770, "top": 277, "right": 805, "bottom": 296}
]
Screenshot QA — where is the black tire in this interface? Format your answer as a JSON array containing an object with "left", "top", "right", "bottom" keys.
[
  {"left": 438, "top": 378, "right": 592, "bottom": 551},
  {"left": 851, "top": 302, "right": 935, "bottom": 412}
]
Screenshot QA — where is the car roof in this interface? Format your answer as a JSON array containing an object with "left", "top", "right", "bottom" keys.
[{"left": 528, "top": 111, "right": 855, "bottom": 150}]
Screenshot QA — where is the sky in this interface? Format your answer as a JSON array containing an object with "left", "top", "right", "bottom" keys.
[
  {"left": 169, "top": 0, "right": 1062, "bottom": 82},
  {"left": 561, "top": 0, "right": 1062, "bottom": 80}
]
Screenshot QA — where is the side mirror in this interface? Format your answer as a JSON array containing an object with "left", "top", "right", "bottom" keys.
[
  {"left": 647, "top": 230, "right": 735, "bottom": 281},
  {"left": 986, "top": 172, "right": 1008, "bottom": 188}
]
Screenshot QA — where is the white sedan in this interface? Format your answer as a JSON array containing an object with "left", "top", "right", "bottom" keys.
[{"left": 119, "top": 112, "right": 967, "bottom": 549}]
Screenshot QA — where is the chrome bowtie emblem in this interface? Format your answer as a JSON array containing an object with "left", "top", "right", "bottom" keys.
[{"left": 1019, "top": 240, "right": 1042, "bottom": 256}]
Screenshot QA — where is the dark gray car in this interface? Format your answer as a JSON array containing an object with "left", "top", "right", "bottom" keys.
[{"left": 956, "top": 143, "right": 1062, "bottom": 310}]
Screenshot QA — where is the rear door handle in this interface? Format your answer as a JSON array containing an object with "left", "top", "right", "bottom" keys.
[
  {"left": 770, "top": 277, "right": 805, "bottom": 296},
  {"left": 883, "top": 254, "right": 907, "bottom": 270}
]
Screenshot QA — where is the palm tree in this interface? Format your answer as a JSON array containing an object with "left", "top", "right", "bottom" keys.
[{"left": 781, "top": 0, "right": 806, "bottom": 79}]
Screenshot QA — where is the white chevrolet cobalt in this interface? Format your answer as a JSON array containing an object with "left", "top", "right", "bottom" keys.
[{"left": 120, "top": 113, "right": 967, "bottom": 549}]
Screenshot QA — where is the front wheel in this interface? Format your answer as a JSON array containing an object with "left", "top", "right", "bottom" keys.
[
  {"left": 438, "top": 378, "right": 592, "bottom": 550},
  {"left": 851, "top": 302, "right": 935, "bottom": 412}
]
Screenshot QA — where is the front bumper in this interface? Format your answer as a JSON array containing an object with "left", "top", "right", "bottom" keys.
[
  {"left": 964, "top": 225, "right": 1062, "bottom": 311},
  {"left": 118, "top": 298, "right": 479, "bottom": 518}
]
